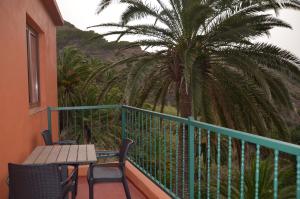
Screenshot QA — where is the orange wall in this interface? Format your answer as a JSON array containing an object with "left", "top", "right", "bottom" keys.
[{"left": 0, "top": 0, "right": 60, "bottom": 197}]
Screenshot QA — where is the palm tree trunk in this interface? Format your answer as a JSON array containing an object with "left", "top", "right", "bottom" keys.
[
  {"left": 179, "top": 84, "right": 192, "bottom": 117},
  {"left": 178, "top": 84, "right": 192, "bottom": 198}
]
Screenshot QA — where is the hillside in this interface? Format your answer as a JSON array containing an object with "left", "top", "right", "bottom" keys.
[{"left": 57, "top": 21, "right": 143, "bottom": 62}]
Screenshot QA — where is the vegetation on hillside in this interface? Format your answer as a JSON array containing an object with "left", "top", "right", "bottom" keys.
[
  {"left": 57, "top": 21, "right": 143, "bottom": 62},
  {"left": 57, "top": 46, "right": 124, "bottom": 107}
]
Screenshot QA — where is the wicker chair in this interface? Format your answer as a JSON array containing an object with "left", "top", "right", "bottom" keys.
[
  {"left": 8, "top": 163, "right": 77, "bottom": 199},
  {"left": 41, "top": 130, "right": 77, "bottom": 146},
  {"left": 87, "top": 138, "right": 134, "bottom": 199},
  {"left": 41, "top": 129, "right": 79, "bottom": 196}
]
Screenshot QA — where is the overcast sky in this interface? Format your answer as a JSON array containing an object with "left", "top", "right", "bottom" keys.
[{"left": 56, "top": 0, "right": 300, "bottom": 57}]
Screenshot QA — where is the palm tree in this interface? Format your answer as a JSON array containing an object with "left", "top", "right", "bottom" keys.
[
  {"left": 91, "top": 0, "right": 300, "bottom": 197},
  {"left": 92, "top": 0, "right": 300, "bottom": 135},
  {"left": 58, "top": 46, "right": 90, "bottom": 106},
  {"left": 58, "top": 47, "right": 124, "bottom": 147},
  {"left": 58, "top": 46, "right": 121, "bottom": 106}
]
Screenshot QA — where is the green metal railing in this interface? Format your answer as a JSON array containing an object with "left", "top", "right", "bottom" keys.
[
  {"left": 48, "top": 105, "right": 122, "bottom": 150},
  {"left": 48, "top": 105, "right": 300, "bottom": 199}
]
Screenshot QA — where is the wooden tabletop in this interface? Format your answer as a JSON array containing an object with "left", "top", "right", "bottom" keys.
[{"left": 23, "top": 144, "right": 97, "bottom": 165}]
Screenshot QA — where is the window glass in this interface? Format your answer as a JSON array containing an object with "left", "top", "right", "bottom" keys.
[{"left": 26, "top": 26, "right": 40, "bottom": 106}]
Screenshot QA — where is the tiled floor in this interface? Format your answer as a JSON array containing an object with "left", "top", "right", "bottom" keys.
[{"left": 76, "top": 177, "right": 148, "bottom": 199}]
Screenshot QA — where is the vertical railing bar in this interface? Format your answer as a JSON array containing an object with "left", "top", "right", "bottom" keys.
[
  {"left": 117, "top": 109, "right": 120, "bottom": 144},
  {"left": 126, "top": 109, "right": 129, "bottom": 139},
  {"left": 132, "top": 111, "right": 137, "bottom": 163},
  {"left": 240, "top": 140, "right": 245, "bottom": 199},
  {"left": 207, "top": 130, "right": 211, "bottom": 199},
  {"left": 137, "top": 111, "right": 141, "bottom": 165},
  {"left": 198, "top": 128, "right": 201, "bottom": 199},
  {"left": 159, "top": 117, "right": 161, "bottom": 183},
  {"left": 138, "top": 111, "right": 140, "bottom": 164},
  {"left": 67, "top": 110, "right": 69, "bottom": 132},
  {"left": 140, "top": 111, "right": 142, "bottom": 166},
  {"left": 228, "top": 136, "right": 232, "bottom": 199},
  {"left": 74, "top": 110, "right": 77, "bottom": 142},
  {"left": 216, "top": 133, "right": 221, "bottom": 199},
  {"left": 188, "top": 117, "right": 195, "bottom": 199},
  {"left": 141, "top": 112, "right": 144, "bottom": 168},
  {"left": 60, "top": 110, "right": 62, "bottom": 137},
  {"left": 164, "top": 119, "right": 167, "bottom": 187},
  {"left": 90, "top": 110, "right": 93, "bottom": 144},
  {"left": 146, "top": 113, "right": 148, "bottom": 172},
  {"left": 131, "top": 110, "right": 134, "bottom": 160},
  {"left": 47, "top": 108, "right": 52, "bottom": 135},
  {"left": 82, "top": 110, "right": 84, "bottom": 144},
  {"left": 139, "top": 111, "right": 141, "bottom": 166},
  {"left": 175, "top": 122, "right": 179, "bottom": 196},
  {"left": 255, "top": 144, "right": 260, "bottom": 199},
  {"left": 133, "top": 110, "right": 135, "bottom": 159},
  {"left": 99, "top": 110, "right": 101, "bottom": 132},
  {"left": 113, "top": 109, "right": 117, "bottom": 145},
  {"left": 297, "top": 156, "right": 300, "bottom": 199},
  {"left": 136, "top": 111, "right": 139, "bottom": 163},
  {"left": 130, "top": 110, "right": 132, "bottom": 140},
  {"left": 154, "top": 116, "right": 157, "bottom": 179},
  {"left": 273, "top": 150, "right": 279, "bottom": 199},
  {"left": 142, "top": 112, "right": 147, "bottom": 168},
  {"left": 150, "top": 114, "right": 152, "bottom": 176},
  {"left": 121, "top": 107, "right": 126, "bottom": 142},
  {"left": 182, "top": 125, "right": 185, "bottom": 199},
  {"left": 170, "top": 120, "right": 173, "bottom": 191},
  {"left": 134, "top": 111, "right": 137, "bottom": 162},
  {"left": 135, "top": 111, "right": 138, "bottom": 161},
  {"left": 58, "top": 111, "right": 62, "bottom": 137}
]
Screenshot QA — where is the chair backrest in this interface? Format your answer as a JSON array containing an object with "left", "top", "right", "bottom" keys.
[
  {"left": 119, "top": 138, "right": 134, "bottom": 165},
  {"left": 41, "top": 130, "right": 53, "bottom": 145},
  {"left": 8, "top": 163, "right": 63, "bottom": 199}
]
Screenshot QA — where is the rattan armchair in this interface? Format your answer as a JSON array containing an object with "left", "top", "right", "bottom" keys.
[
  {"left": 8, "top": 163, "right": 77, "bottom": 199},
  {"left": 87, "top": 138, "right": 134, "bottom": 199},
  {"left": 41, "top": 129, "right": 79, "bottom": 196}
]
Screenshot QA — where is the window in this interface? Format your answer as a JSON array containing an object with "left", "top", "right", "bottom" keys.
[{"left": 26, "top": 25, "right": 40, "bottom": 107}]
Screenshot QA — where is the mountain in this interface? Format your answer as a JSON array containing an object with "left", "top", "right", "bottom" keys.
[{"left": 57, "top": 21, "right": 143, "bottom": 62}]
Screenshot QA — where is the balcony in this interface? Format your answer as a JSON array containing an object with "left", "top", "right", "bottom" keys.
[{"left": 47, "top": 105, "right": 300, "bottom": 199}]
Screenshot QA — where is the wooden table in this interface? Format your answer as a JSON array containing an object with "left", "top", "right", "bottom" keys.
[{"left": 23, "top": 144, "right": 97, "bottom": 165}]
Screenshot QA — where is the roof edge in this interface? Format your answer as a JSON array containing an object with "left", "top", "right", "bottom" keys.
[{"left": 42, "top": 0, "right": 64, "bottom": 26}]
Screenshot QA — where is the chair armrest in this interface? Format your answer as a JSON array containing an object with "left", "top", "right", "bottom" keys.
[
  {"left": 55, "top": 140, "right": 77, "bottom": 145},
  {"left": 61, "top": 166, "right": 78, "bottom": 186},
  {"left": 96, "top": 150, "right": 119, "bottom": 159}
]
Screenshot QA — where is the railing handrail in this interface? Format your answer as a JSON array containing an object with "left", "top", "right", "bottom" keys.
[
  {"left": 48, "top": 104, "right": 121, "bottom": 111},
  {"left": 122, "top": 105, "right": 188, "bottom": 124},
  {"left": 191, "top": 119, "right": 300, "bottom": 156}
]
